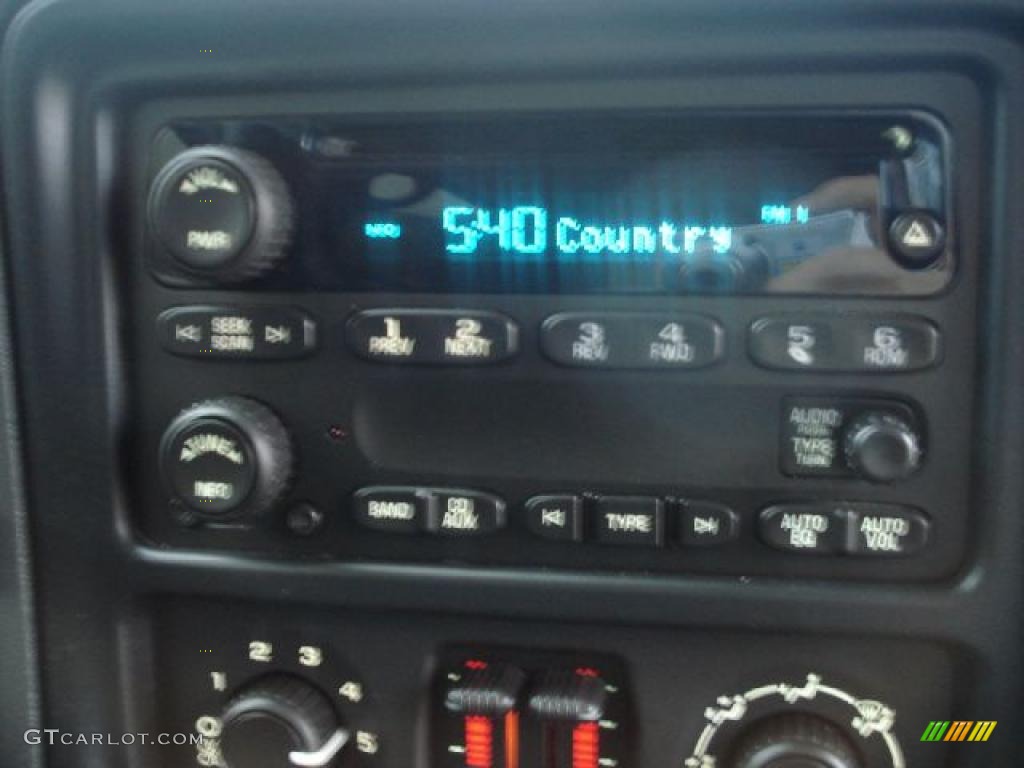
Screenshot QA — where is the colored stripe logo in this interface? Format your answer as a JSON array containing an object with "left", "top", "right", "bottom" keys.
[{"left": 921, "top": 721, "right": 997, "bottom": 742}]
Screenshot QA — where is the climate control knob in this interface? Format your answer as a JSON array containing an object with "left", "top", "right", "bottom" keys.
[
  {"left": 843, "top": 412, "right": 922, "bottom": 483},
  {"left": 148, "top": 146, "right": 293, "bottom": 282},
  {"left": 160, "top": 396, "right": 293, "bottom": 520},
  {"left": 219, "top": 674, "right": 349, "bottom": 768},
  {"left": 730, "top": 713, "right": 862, "bottom": 768}
]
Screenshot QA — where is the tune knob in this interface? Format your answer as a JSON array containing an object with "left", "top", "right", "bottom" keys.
[
  {"left": 730, "top": 713, "right": 862, "bottom": 768},
  {"left": 219, "top": 674, "right": 349, "bottom": 768},
  {"left": 148, "top": 146, "right": 293, "bottom": 283},
  {"left": 160, "top": 396, "right": 294, "bottom": 520},
  {"left": 843, "top": 412, "right": 922, "bottom": 483}
]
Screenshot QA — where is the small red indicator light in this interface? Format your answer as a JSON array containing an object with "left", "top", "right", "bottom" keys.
[
  {"left": 465, "top": 716, "right": 494, "bottom": 768},
  {"left": 465, "top": 659, "right": 489, "bottom": 671},
  {"left": 574, "top": 667, "right": 600, "bottom": 678},
  {"left": 572, "top": 722, "right": 600, "bottom": 768}
]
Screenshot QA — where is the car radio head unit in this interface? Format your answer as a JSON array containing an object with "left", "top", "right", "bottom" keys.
[{"left": 147, "top": 112, "right": 952, "bottom": 296}]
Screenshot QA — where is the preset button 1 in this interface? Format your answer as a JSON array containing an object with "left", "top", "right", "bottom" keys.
[{"left": 346, "top": 309, "right": 518, "bottom": 365}]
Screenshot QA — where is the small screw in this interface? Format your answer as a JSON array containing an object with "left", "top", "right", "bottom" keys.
[
  {"left": 286, "top": 503, "right": 324, "bottom": 537},
  {"left": 169, "top": 499, "right": 200, "bottom": 527},
  {"left": 327, "top": 424, "right": 349, "bottom": 442},
  {"left": 883, "top": 125, "right": 914, "bottom": 152}
]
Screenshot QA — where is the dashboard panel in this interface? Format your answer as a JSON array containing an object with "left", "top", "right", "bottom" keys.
[{"left": 0, "top": 1, "right": 1023, "bottom": 767}]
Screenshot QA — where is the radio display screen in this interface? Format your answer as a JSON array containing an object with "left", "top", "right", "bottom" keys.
[{"left": 162, "top": 113, "right": 951, "bottom": 295}]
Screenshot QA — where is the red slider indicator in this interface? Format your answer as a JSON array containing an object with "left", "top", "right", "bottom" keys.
[
  {"left": 465, "top": 716, "right": 494, "bottom": 768},
  {"left": 572, "top": 722, "right": 600, "bottom": 768},
  {"left": 504, "top": 711, "right": 520, "bottom": 768}
]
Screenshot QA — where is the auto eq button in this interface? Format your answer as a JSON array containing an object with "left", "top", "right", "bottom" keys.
[{"left": 758, "top": 503, "right": 848, "bottom": 554}]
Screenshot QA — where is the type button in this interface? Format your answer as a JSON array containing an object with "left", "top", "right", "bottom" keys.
[{"left": 593, "top": 496, "right": 665, "bottom": 547}]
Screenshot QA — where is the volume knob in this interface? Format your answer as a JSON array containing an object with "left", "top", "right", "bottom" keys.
[
  {"left": 160, "top": 396, "right": 294, "bottom": 520},
  {"left": 148, "top": 146, "right": 293, "bottom": 283},
  {"left": 844, "top": 412, "right": 922, "bottom": 483}
]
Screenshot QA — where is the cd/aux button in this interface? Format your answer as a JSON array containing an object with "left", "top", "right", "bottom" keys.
[{"left": 429, "top": 490, "right": 507, "bottom": 536}]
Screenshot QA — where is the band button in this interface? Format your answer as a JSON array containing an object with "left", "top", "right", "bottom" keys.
[{"left": 352, "top": 487, "right": 431, "bottom": 534}]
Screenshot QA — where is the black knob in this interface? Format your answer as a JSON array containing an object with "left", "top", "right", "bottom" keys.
[
  {"left": 160, "top": 396, "right": 293, "bottom": 519},
  {"left": 730, "top": 713, "right": 862, "bottom": 768},
  {"left": 844, "top": 412, "right": 922, "bottom": 483},
  {"left": 148, "top": 146, "right": 293, "bottom": 283},
  {"left": 220, "top": 674, "right": 347, "bottom": 768}
]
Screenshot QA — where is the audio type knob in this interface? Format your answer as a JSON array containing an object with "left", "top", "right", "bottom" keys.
[
  {"left": 730, "top": 713, "right": 862, "bottom": 768},
  {"left": 160, "top": 396, "right": 293, "bottom": 519},
  {"left": 148, "top": 145, "right": 294, "bottom": 283},
  {"left": 843, "top": 412, "right": 922, "bottom": 483},
  {"left": 219, "top": 674, "right": 349, "bottom": 768}
]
